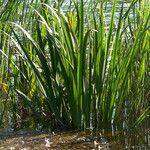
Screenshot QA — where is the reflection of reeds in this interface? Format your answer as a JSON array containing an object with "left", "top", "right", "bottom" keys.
[{"left": 0, "top": 0, "right": 149, "bottom": 130}]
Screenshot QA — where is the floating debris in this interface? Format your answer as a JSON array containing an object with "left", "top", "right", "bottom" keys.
[
  {"left": 45, "top": 138, "right": 52, "bottom": 148},
  {"left": 9, "top": 147, "right": 15, "bottom": 150}
]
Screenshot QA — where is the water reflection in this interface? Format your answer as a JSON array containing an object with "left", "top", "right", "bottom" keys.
[
  {"left": 61, "top": 0, "right": 140, "bottom": 24},
  {"left": 0, "top": 125, "right": 149, "bottom": 149}
]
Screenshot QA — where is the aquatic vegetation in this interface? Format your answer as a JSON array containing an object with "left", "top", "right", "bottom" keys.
[{"left": 0, "top": 0, "right": 149, "bottom": 131}]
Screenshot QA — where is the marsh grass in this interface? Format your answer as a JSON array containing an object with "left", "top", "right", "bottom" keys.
[{"left": 0, "top": 0, "right": 149, "bottom": 131}]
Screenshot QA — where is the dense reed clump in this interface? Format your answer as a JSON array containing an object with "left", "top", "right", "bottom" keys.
[{"left": 0, "top": 0, "right": 149, "bottom": 131}]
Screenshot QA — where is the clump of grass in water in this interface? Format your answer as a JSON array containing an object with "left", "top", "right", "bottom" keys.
[{"left": 0, "top": 0, "right": 149, "bottom": 131}]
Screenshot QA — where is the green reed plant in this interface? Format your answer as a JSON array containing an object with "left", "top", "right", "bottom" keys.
[{"left": 0, "top": 0, "right": 149, "bottom": 130}]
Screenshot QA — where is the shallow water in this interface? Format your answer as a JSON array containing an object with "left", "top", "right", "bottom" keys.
[{"left": 0, "top": 126, "right": 149, "bottom": 150}]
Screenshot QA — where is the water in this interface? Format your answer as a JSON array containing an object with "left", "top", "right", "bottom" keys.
[
  {"left": 61, "top": 0, "right": 142, "bottom": 23},
  {"left": 0, "top": 127, "right": 149, "bottom": 149}
]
